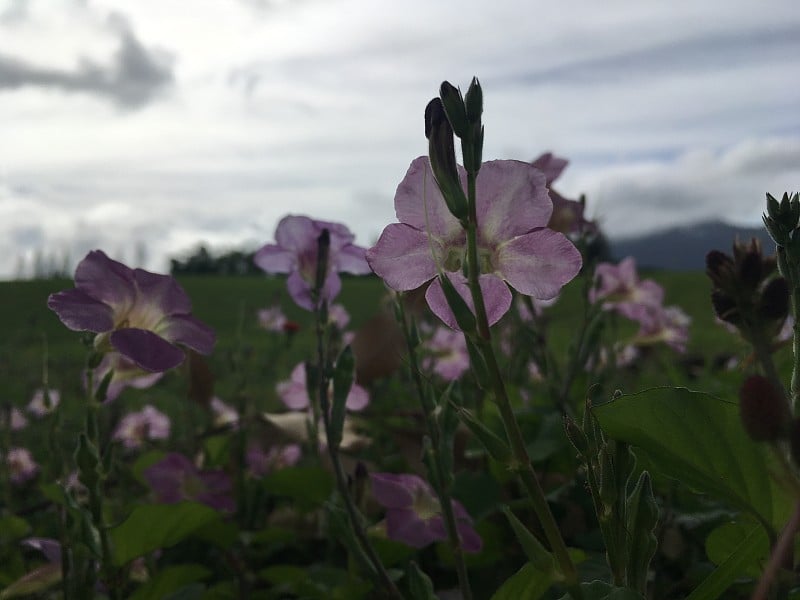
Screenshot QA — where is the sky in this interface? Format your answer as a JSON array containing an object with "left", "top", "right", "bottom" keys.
[{"left": 1, "top": 0, "right": 798, "bottom": 278}]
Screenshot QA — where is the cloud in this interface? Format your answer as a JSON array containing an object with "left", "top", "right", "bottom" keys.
[{"left": 0, "top": 14, "right": 173, "bottom": 108}]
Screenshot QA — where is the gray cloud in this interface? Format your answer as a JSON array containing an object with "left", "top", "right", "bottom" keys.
[{"left": 0, "top": 19, "right": 173, "bottom": 108}]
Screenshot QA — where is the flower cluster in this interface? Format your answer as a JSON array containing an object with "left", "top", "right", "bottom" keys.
[{"left": 532, "top": 152, "right": 596, "bottom": 237}]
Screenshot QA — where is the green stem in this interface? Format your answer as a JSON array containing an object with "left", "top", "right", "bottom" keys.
[
  {"left": 396, "top": 302, "right": 473, "bottom": 600},
  {"left": 463, "top": 172, "right": 580, "bottom": 596},
  {"left": 790, "top": 284, "right": 800, "bottom": 414}
]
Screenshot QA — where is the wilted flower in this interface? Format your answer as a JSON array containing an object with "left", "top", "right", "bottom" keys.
[
  {"left": 254, "top": 215, "right": 371, "bottom": 310},
  {"left": 27, "top": 389, "right": 60, "bottom": 418},
  {"left": 277, "top": 362, "right": 369, "bottom": 412},
  {"left": 6, "top": 447, "right": 39, "bottom": 484},
  {"left": 47, "top": 250, "right": 215, "bottom": 373},
  {"left": 590, "top": 257, "right": 664, "bottom": 323},
  {"left": 144, "top": 453, "right": 234, "bottom": 513},
  {"left": 422, "top": 326, "right": 469, "bottom": 381},
  {"left": 370, "top": 472, "right": 481, "bottom": 553},
  {"left": 246, "top": 443, "right": 301, "bottom": 478},
  {"left": 367, "top": 157, "right": 582, "bottom": 330},
  {"left": 113, "top": 405, "right": 170, "bottom": 450},
  {"left": 210, "top": 396, "right": 239, "bottom": 429},
  {"left": 531, "top": 152, "right": 596, "bottom": 236}
]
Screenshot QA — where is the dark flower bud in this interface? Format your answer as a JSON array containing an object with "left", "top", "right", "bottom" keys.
[
  {"left": 737, "top": 247, "right": 763, "bottom": 291},
  {"left": 758, "top": 277, "right": 789, "bottom": 321},
  {"left": 439, "top": 81, "right": 468, "bottom": 138},
  {"left": 424, "top": 98, "right": 468, "bottom": 221},
  {"left": 464, "top": 77, "right": 483, "bottom": 125},
  {"left": 739, "top": 374, "right": 790, "bottom": 442},
  {"left": 711, "top": 290, "right": 738, "bottom": 324},
  {"left": 706, "top": 250, "right": 735, "bottom": 289}
]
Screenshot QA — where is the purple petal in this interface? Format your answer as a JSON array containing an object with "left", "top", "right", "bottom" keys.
[
  {"left": 425, "top": 273, "right": 512, "bottom": 330},
  {"left": 531, "top": 152, "right": 568, "bottom": 185},
  {"left": 133, "top": 270, "right": 192, "bottom": 315},
  {"left": 254, "top": 244, "right": 296, "bottom": 274},
  {"left": 496, "top": 229, "right": 582, "bottom": 299},
  {"left": 394, "top": 157, "right": 463, "bottom": 240},
  {"left": 110, "top": 328, "right": 185, "bottom": 372},
  {"left": 314, "top": 219, "right": 356, "bottom": 248},
  {"left": 335, "top": 244, "right": 372, "bottom": 275},
  {"left": 22, "top": 538, "right": 62, "bottom": 564},
  {"left": 47, "top": 288, "right": 114, "bottom": 332},
  {"left": 385, "top": 508, "right": 443, "bottom": 548},
  {"left": 163, "top": 314, "right": 216, "bottom": 355},
  {"left": 274, "top": 215, "right": 318, "bottom": 253},
  {"left": 285, "top": 271, "right": 315, "bottom": 310},
  {"left": 197, "top": 470, "right": 235, "bottom": 512},
  {"left": 366, "top": 223, "right": 439, "bottom": 291},
  {"left": 369, "top": 473, "right": 419, "bottom": 509},
  {"left": 475, "top": 160, "right": 552, "bottom": 243},
  {"left": 144, "top": 453, "right": 193, "bottom": 503},
  {"left": 277, "top": 380, "right": 310, "bottom": 411},
  {"left": 345, "top": 383, "right": 369, "bottom": 411},
  {"left": 456, "top": 520, "right": 483, "bottom": 553},
  {"left": 74, "top": 250, "right": 136, "bottom": 309}
]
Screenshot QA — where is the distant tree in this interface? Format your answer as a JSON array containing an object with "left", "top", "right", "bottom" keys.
[{"left": 170, "top": 245, "right": 261, "bottom": 276}]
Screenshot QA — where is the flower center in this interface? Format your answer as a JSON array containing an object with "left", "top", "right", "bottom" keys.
[{"left": 412, "top": 488, "right": 441, "bottom": 521}]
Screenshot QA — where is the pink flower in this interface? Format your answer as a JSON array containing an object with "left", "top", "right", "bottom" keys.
[
  {"left": 1, "top": 407, "right": 28, "bottom": 431},
  {"left": 210, "top": 397, "right": 239, "bottom": 429},
  {"left": 246, "top": 443, "right": 301, "bottom": 478},
  {"left": 590, "top": 257, "right": 664, "bottom": 322},
  {"left": 254, "top": 216, "right": 371, "bottom": 310},
  {"left": 370, "top": 472, "right": 481, "bottom": 553},
  {"left": 531, "top": 152, "right": 596, "bottom": 236},
  {"left": 113, "top": 405, "right": 170, "bottom": 450},
  {"left": 276, "top": 362, "right": 369, "bottom": 412},
  {"left": 47, "top": 250, "right": 215, "bottom": 373},
  {"left": 422, "top": 327, "right": 469, "bottom": 381},
  {"left": 328, "top": 303, "right": 351, "bottom": 329},
  {"left": 27, "top": 389, "right": 60, "bottom": 418},
  {"left": 144, "top": 453, "right": 234, "bottom": 513},
  {"left": 632, "top": 306, "right": 691, "bottom": 353},
  {"left": 256, "top": 306, "right": 288, "bottom": 332},
  {"left": 6, "top": 447, "right": 39, "bottom": 484},
  {"left": 90, "top": 353, "right": 164, "bottom": 402},
  {"left": 367, "top": 157, "right": 581, "bottom": 330}
]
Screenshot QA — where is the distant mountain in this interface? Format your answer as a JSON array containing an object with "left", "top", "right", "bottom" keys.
[{"left": 609, "top": 221, "right": 775, "bottom": 271}]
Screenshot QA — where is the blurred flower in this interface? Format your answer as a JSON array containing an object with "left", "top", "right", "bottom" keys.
[
  {"left": 257, "top": 306, "right": 288, "bottom": 332},
  {"left": 367, "top": 157, "right": 582, "bottom": 330},
  {"left": 0, "top": 407, "right": 28, "bottom": 431},
  {"left": 370, "top": 472, "right": 481, "bottom": 553},
  {"left": 328, "top": 303, "right": 351, "bottom": 329},
  {"left": 6, "top": 447, "right": 39, "bottom": 484},
  {"left": 632, "top": 306, "right": 691, "bottom": 353},
  {"left": 22, "top": 537, "right": 62, "bottom": 564},
  {"left": 422, "top": 327, "right": 469, "bottom": 381},
  {"left": 27, "top": 389, "right": 60, "bottom": 418},
  {"left": 210, "top": 396, "right": 239, "bottom": 429},
  {"left": 144, "top": 453, "right": 234, "bottom": 513},
  {"left": 254, "top": 216, "right": 371, "bottom": 310},
  {"left": 47, "top": 250, "right": 215, "bottom": 373},
  {"left": 260, "top": 411, "right": 368, "bottom": 451},
  {"left": 516, "top": 295, "right": 558, "bottom": 322},
  {"left": 531, "top": 152, "right": 596, "bottom": 236},
  {"left": 590, "top": 257, "right": 664, "bottom": 322},
  {"left": 277, "top": 362, "right": 369, "bottom": 412},
  {"left": 113, "top": 405, "right": 170, "bottom": 450},
  {"left": 246, "top": 443, "right": 301, "bottom": 478},
  {"left": 90, "top": 353, "right": 164, "bottom": 402}
]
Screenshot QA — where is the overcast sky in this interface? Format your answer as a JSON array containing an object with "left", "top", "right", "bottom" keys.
[{"left": 1, "top": 0, "right": 798, "bottom": 278}]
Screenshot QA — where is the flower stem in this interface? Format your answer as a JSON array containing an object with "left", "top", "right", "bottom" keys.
[
  {"left": 790, "top": 283, "right": 800, "bottom": 414},
  {"left": 396, "top": 301, "right": 473, "bottom": 600},
  {"left": 463, "top": 172, "right": 581, "bottom": 596}
]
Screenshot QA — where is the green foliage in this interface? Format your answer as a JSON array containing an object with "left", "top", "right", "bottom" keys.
[
  {"left": 262, "top": 465, "right": 334, "bottom": 510},
  {"left": 128, "top": 564, "right": 212, "bottom": 600},
  {"left": 490, "top": 562, "right": 553, "bottom": 600}
]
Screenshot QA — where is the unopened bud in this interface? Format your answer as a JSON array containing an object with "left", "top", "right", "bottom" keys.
[
  {"left": 758, "top": 277, "right": 789, "bottom": 321},
  {"left": 739, "top": 374, "right": 790, "bottom": 442}
]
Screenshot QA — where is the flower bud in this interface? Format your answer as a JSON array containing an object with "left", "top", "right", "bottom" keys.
[
  {"left": 425, "top": 98, "right": 468, "bottom": 221},
  {"left": 758, "top": 277, "right": 789, "bottom": 321},
  {"left": 739, "top": 374, "right": 790, "bottom": 442},
  {"left": 439, "top": 81, "right": 468, "bottom": 138}
]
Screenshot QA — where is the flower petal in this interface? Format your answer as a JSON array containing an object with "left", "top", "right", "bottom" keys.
[
  {"left": 110, "top": 328, "right": 185, "bottom": 372},
  {"left": 425, "top": 273, "right": 512, "bottom": 330},
  {"left": 74, "top": 250, "right": 136, "bottom": 309},
  {"left": 531, "top": 152, "right": 568, "bottom": 185},
  {"left": 133, "top": 270, "right": 192, "bottom": 315},
  {"left": 345, "top": 383, "right": 369, "bottom": 411},
  {"left": 336, "top": 244, "right": 372, "bottom": 275},
  {"left": 285, "top": 270, "right": 315, "bottom": 310},
  {"left": 476, "top": 160, "right": 552, "bottom": 243},
  {"left": 385, "top": 508, "right": 442, "bottom": 548},
  {"left": 47, "top": 288, "right": 114, "bottom": 332},
  {"left": 394, "top": 157, "right": 463, "bottom": 240},
  {"left": 495, "top": 229, "right": 582, "bottom": 299},
  {"left": 163, "top": 314, "right": 216, "bottom": 355},
  {"left": 366, "top": 223, "right": 439, "bottom": 291},
  {"left": 254, "top": 244, "right": 296, "bottom": 274},
  {"left": 369, "top": 473, "right": 418, "bottom": 509},
  {"left": 274, "top": 215, "right": 318, "bottom": 253}
]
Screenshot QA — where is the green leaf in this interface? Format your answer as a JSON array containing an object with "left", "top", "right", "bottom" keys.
[
  {"left": 110, "top": 502, "right": 219, "bottom": 566},
  {"left": 491, "top": 563, "right": 553, "bottom": 600},
  {"left": 0, "top": 515, "right": 30, "bottom": 543},
  {"left": 0, "top": 564, "right": 60, "bottom": 599},
  {"left": 705, "top": 520, "right": 769, "bottom": 576},
  {"left": 128, "top": 565, "right": 211, "bottom": 600},
  {"left": 330, "top": 346, "right": 355, "bottom": 449},
  {"left": 557, "top": 580, "right": 644, "bottom": 600},
  {"left": 687, "top": 523, "right": 769, "bottom": 600},
  {"left": 263, "top": 465, "right": 333, "bottom": 510},
  {"left": 405, "top": 561, "right": 436, "bottom": 600},
  {"left": 592, "top": 387, "right": 791, "bottom": 532}
]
